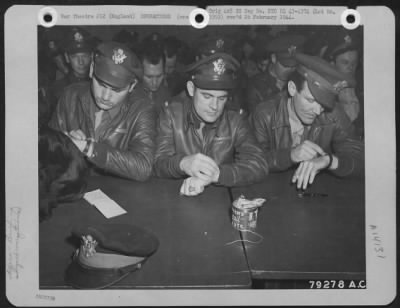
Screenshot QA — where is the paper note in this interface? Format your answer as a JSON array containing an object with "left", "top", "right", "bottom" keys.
[{"left": 84, "top": 189, "right": 127, "bottom": 218}]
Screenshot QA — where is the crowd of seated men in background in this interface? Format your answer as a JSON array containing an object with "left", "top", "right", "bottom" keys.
[{"left": 38, "top": 25, "right": 364, "bottom": 221}]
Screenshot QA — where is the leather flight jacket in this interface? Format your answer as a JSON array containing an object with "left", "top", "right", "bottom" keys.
[
  {"left": 250, "top": 93, "right": 364, "bottom": 177},
  {"left": 154, "top": 94, "right": 269, "bottom": 187},
  {"left": 49, "top": 82, "right": 157, "bottom": 181}
]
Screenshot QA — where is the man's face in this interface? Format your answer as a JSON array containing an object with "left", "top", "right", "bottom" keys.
[
  {"left": 91, "top": 76, "right": 133, "bottom": 111},
  {"left": 334, "top": 50, "right": 359, "bottom": 76},
  {"left": 165, "top": 55, "right": 177, "bottom": 75},
  {"left": 66, "top": 52, "right": 92, "bottom": 78},
  {"left": 257, "top": 59, "right": 269, "bottom": 73},
  {"left": 142, "top": 59, "right": 165, "bottom": 92},
  {"left": 290, "top": 80, "right": 324, "bottom": 125},
  {"left": 188, "top": 82, "right": 228, "bottom": 123}
]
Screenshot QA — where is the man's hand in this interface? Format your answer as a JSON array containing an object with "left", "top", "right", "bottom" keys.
[
  {"left": 66, "top": 129, "right": 87, "bottom": 153},
  {"left": 290, "top": 140, "right": 326, "bottom": 163},
  {"left": 179, "top": 153, "right": 220, "bottom": 184},
  {"left": 179, "top": 176, "right": 208, "bottom": 196},
  {"left": 292, "top": 155, "right": 331, "bottom": 190}
]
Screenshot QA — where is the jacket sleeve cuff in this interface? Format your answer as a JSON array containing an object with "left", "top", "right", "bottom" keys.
[
  {"left": 171, "top": 154, "right": 187, "bottom": 177},
  {"left": 267, "top": 148, "right": 294, "bottom": 171},
  {"left": 87, "top": 142, "right": 108, "bottom": 166},
  {"left": 331, "top": 154, "right": 355, "bottom": 177},
  {"left": 216, "top": 165, "right": 235, "bottom": 187}
]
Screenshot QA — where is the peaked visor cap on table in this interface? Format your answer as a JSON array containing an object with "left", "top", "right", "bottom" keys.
[
  {"left": 266, "top": 34, "right": 306, "bottom": 67},
  {"left": 294, "top": 52, "right": 356, "bottom": 110},
  {"left": 63, "top": 27, "right": 95, "bottom": 54},
  {"left": 185, "top": 52, "right": 240, "bottom": 90},
  {"left": 93, "top": 41, "right": 143, "bottom": 89},
  {"left": 65, "top": 224, "right": 159, "bottom": 289}
]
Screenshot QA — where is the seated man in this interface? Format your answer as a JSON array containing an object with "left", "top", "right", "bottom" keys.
[
  {"left": 49, "top": 41, "right": 156, "bottom": 181},
  {"left": 250, "top": 52, "right": 364, "bottom": 190},
  {"left": 154, "top": 53, "right": 269, "bottom": 196}
]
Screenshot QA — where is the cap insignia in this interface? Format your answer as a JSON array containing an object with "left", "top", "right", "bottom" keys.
[
  {"left": 213, "top": 58, "right": 226, "bottom": 75},
  {"left": 333, "top": 80, "right": 349, "bottom": 92},
  {"left": 112, "top": 48, "right": 127, "bottom": 65},
  {"left": 74, "top": 32, "right": 84, "bottom": 43},
  {"left": 344, "top": 35, "right": 352, "bottom": 44},
  {"left": 80, "top": 235, "right": 98, "bottom": 257},
  {"left": 288, "top": 45, "right": 297, "bottom": 55},
  {"left": 48, "top": 41, "right": 56, "bottom": 50},
  {"left": 216, "top": 39, "right": 224, "bottom": 49}
]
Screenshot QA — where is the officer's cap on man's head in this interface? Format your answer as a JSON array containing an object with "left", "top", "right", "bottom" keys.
[
  {"left": 65, "top": 224, "right": 159, "bottom": 289},
  {"left": 197, "top": 36, "right": 234, "bottom": 58},
  {"left": 266, "top": 34, "right": 306, "bottom": 67},
  {"left": 185, "top": 52, "right": 240, "bottom": 90},
  {"left": 325, "top": 28, "right": 361, "bottom": 61},
  {"left": 93, "top": 41, "right": 143, "bottom": 89},
  {"left": 294, "top": 52, "right": 356, "bottom": 110},
  {"left": 63, "top": 27, "right": 95, "bottom": 54}
]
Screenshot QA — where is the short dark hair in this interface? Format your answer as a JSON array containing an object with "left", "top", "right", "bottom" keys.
[
  {"left": 287, "top": 70, "right": 307, "bottom": 93},
  {"left": 164, "top": 36, "right": 181, "bottom": 58},
  {"left": 39, "top": 127, "right": 89, "bottom": 222},
  {"left": 140, "top": 41, "right": 165, "bottom": 66}
]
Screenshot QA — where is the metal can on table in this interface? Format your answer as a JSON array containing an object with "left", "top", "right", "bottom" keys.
[
  {"left": 232, "top": 205, "right": 258, "bottom": 231},
  {"left": 231, "top": 195, "right": 265, "bottom": 231}
]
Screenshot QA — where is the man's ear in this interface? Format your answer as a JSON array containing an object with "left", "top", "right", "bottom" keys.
[
  {"left": 128, "top": 79, "right": 138, "bottom": 93},
  {"left": 287, "top": 80, "right": 297, "bottom": 97},
  {"left": 89, "top": 62, "right": 94, "bottom": 78},
  {"left": 186, "top": 81, "right": 195, "bottom": 97},
  {"left": 64, "top": 52, "right": 70, "bottom": 64},
  {"left": 271, "top": 53, "right": 277, "bottom": 64}
]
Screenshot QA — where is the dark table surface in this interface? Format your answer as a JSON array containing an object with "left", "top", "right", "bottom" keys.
[
  {"left": 40, "top": 176, "right": 251, "bottom": 289},
  {"left": 230, "top": 171, "right": 365, "bottom": 281}
]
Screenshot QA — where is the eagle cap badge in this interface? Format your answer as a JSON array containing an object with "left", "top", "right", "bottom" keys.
[
  {"left": 344, "top": 35, "right": 352, "bottom": 44},
  {"left": 213, "top": 58, "right": 226, "bottom": 75},
  {"left": 112, "top": 48, "right": 127, "bottom": 65},
  {"left": 80, "top": 235, "right": 98, "bottom": 258},
  {"left": 74, "top": 32, "right": 84, "bottom": 43},
  {"left": 216, "top": 39, "right": 224, "bottom": 49}
]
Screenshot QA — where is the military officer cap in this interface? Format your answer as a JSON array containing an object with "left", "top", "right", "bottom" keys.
[
  {"left": 197, "top": 36, "right": 234, "bottom": 57},
  {"left": 185, "top": 52, "right": 240, "bottom": 90},
  {"left": 63, "top": 27, "right": 95, "bottom": 54},
  {"left": 293, "top": 52, "right": 356, "bottom": 110},
  {"left": 93, "top": 41, "right": 143, "bottom": 89},
  {"left": 325, "top": 28, "right": 361, "bottom": 60},
  {"left": 266, "top": 34, "right": 306, "bottom": 67},
  {"left": 65, "top": 224, "right": 159, "bottom": 289}
]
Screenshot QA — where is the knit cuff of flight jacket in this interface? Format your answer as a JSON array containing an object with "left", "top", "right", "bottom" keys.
[
  {"left": 87, "top": 142, "right": 108, "bottom": 167},
  {"left": 330, "top": 154, "right": 356, "bottom": 177},
  {"left": 217, "top": 165, "right": 235, "bottom": 187}
]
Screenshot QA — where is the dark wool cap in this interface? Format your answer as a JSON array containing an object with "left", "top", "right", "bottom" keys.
[
  {"left": 93, "top": 41, "right": 143, "bottom": 89},
  {"left": 185, "top": 52, "right": 240, "bottom": 90}
]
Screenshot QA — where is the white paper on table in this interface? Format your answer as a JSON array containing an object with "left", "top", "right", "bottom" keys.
[{"left": 83, "top": 189, "right": 127, "bottom": 218}]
